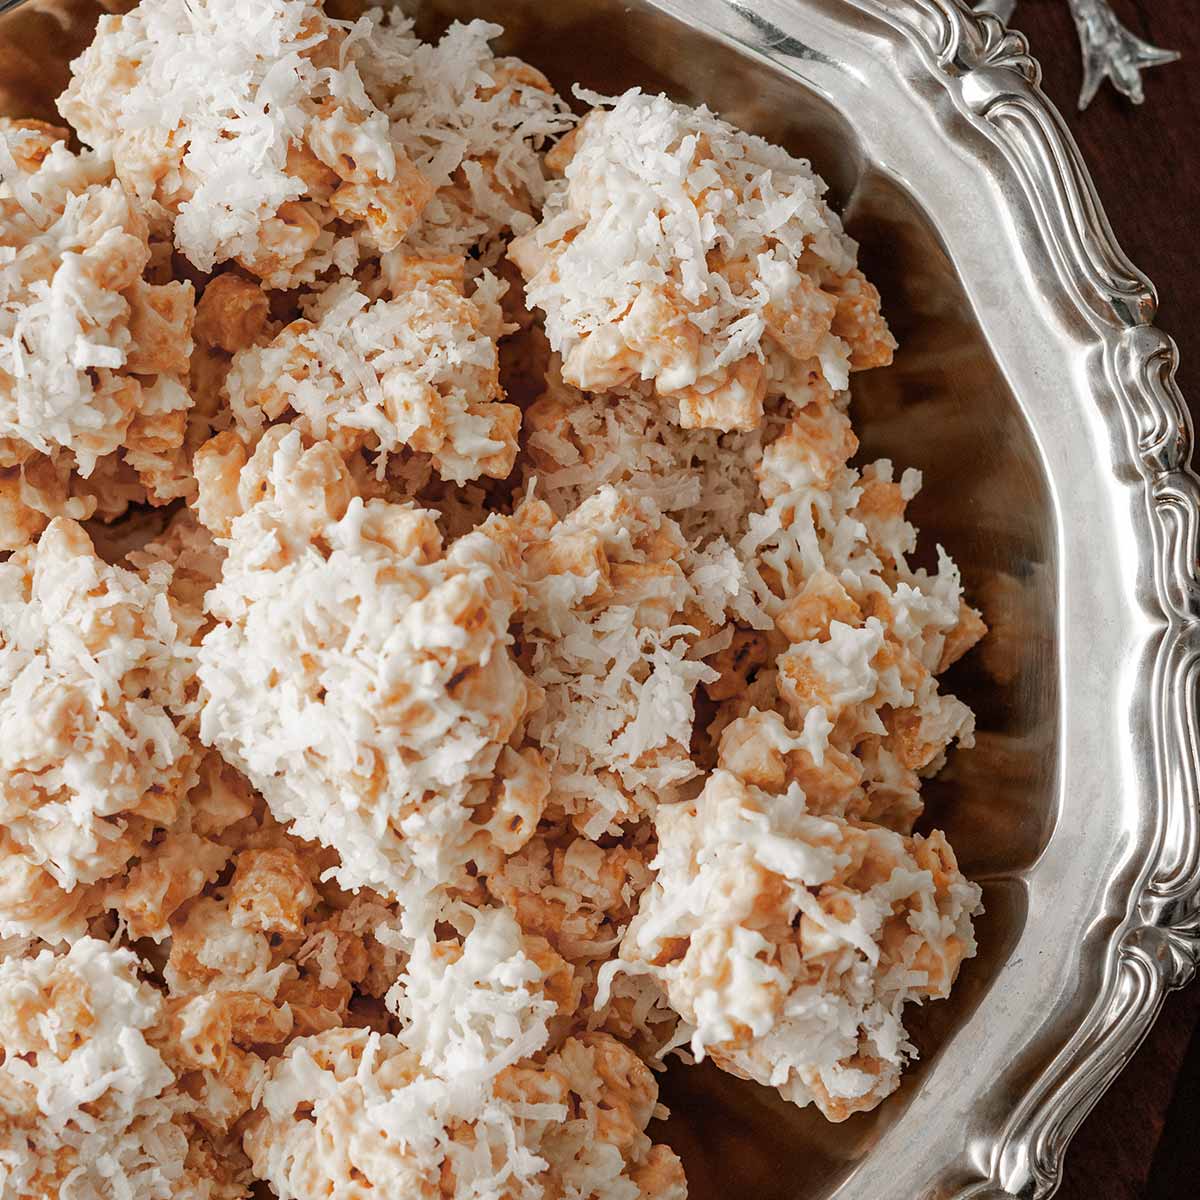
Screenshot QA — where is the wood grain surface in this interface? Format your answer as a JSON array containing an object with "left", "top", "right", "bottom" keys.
[{"left": 1002, "top": 3, "right": 1199, "bottom": 1197}]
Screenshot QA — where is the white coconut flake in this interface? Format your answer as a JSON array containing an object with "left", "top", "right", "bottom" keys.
[
  {"left": 196, "top": 429, "right": 537, "bottom": 914},
  {"left": 0, "top": 938, "right": 188, "bottom": 1199},
  {"left": 60, "top": 0, "right": 433, "bottom": 285},
  {"left": 509, "top": 89, "right": 896, "bottom": 431},
  {"left": 361, "top": 15, "right": 574, "bottom": 265}
]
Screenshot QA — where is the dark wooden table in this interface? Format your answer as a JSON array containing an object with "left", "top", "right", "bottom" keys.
[{"left": 1004, "top": 3, "right": 1199, "bottom": 1196}]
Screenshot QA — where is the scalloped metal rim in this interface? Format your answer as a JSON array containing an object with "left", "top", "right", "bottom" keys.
[{"left": 863, "top": 2, "right": 1200, "bottom": 1196}]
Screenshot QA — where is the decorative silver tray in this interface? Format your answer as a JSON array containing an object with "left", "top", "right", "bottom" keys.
[{"left": 1, "top": 0, "right": 1197, "bottom": 1196}]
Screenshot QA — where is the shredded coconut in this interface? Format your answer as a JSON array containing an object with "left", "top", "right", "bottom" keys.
[
  {"left": 0, "top": 119, "right": 195, "bottom": 517},
  {"left": 523, "top": 356, "right": 764, "bottom": 546},
  {"left": 195, "top": 429, "right": 539, "bottom": 912},
  {"left": 225, "top": 263, "right": 519, "bottom": 485},
  {"left": 611, "top": 760, "right": 982, "bottom": 1121},
  {"left": 360, "top": 15, "right": 574, "bottom": 266},
  {"left": 0, "top": 519, "right": 198, "bottom": 941},
  {"left": 510, "top": 89, "right": 895, "bottom": 431},
  {"left": 0, "top": 938, "right": 189, "bottom": 1199},
  {"left": 514, "top": 486, "right": 729, "bottom": 836},
  {"left": 60, "top": 0, "right": 433, "bottom": 286},
  {"left": 246, "top": 908, "right": 682, "bottom": 1200}
]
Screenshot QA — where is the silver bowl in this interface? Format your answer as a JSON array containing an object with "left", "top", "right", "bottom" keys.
[{"left": 1, "top": 0, "right": 1197, "bottom": 1196}]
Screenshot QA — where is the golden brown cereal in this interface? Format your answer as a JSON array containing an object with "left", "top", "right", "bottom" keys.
[
  {"left": 60, "top": 2, "right": 435, "bottom": 287},
  {"left": 194, "top": 273, "right": 272, "bottom": 355},
  {"left": 0, "top": 122, "right": 196, "bottom": 510},
  {"left": 224, "top": 267, "right": 518, "bottom": 487},
  {"left": 0, "top": 519, "right": 200, "bottom": 942}
]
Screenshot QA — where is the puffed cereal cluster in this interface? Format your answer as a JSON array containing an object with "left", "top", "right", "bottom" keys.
[{"left": 0, "top": 1, "right": 986, "bottom": 1197}]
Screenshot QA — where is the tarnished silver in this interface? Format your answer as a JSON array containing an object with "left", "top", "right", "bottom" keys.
[
  {"left": 1067, "top": 0, "right": 1180, "bottom": 109},
  {"left": 0, "top": 0, "right": 1196, "bottom": 1197}
]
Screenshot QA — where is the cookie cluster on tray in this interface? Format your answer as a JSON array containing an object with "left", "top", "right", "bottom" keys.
[{"left": 0, "top": 2, "right": 985, "bottom": 1197}]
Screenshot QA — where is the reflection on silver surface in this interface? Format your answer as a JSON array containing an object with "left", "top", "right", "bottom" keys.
[
  {"left": 0, "top": 0, "right": 1196, "bottom": 1197},
  {"left": 974, "top": 0, "right": 1016, "bottom": 28}
]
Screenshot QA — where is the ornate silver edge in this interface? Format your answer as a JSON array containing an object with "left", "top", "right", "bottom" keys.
[{"left": 858, "top": 2, "right": 1200, "bottom": 1196}]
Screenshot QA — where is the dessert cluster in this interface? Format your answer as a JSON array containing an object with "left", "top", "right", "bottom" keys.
[{"left": 0, "top": 2, "right": 985, "bottom": 1197}]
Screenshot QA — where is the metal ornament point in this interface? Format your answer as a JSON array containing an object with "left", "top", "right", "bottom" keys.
[{"left": 1067, "top": 0, "right": 1180, "bottom": 109}]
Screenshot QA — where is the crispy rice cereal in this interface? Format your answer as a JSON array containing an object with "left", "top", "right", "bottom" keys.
[
  {"left": 225, "top": 263, "right": 520, "bottom": 485},
  {"left": 0, "top": 119, "right": 196, "bottom": 532},
  {"left": 509, "top": 90, "right": 895, "bottom": 432},
  {"left": 60, "top": 0, "right": 433, "bottom": 286},
  {"left": 0, "top": 3, "right": 990, "bottom": 1193},
  {"left": 0, "top": 518, "right": 200, "bottom": 941},
  {"left": 195, "top": 428, "right": 539, "bottom": 911}
]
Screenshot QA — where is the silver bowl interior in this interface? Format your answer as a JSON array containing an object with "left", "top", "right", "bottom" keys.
[{"left": 0, "top": 0, "right": 1070, "bottom": 1195}]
